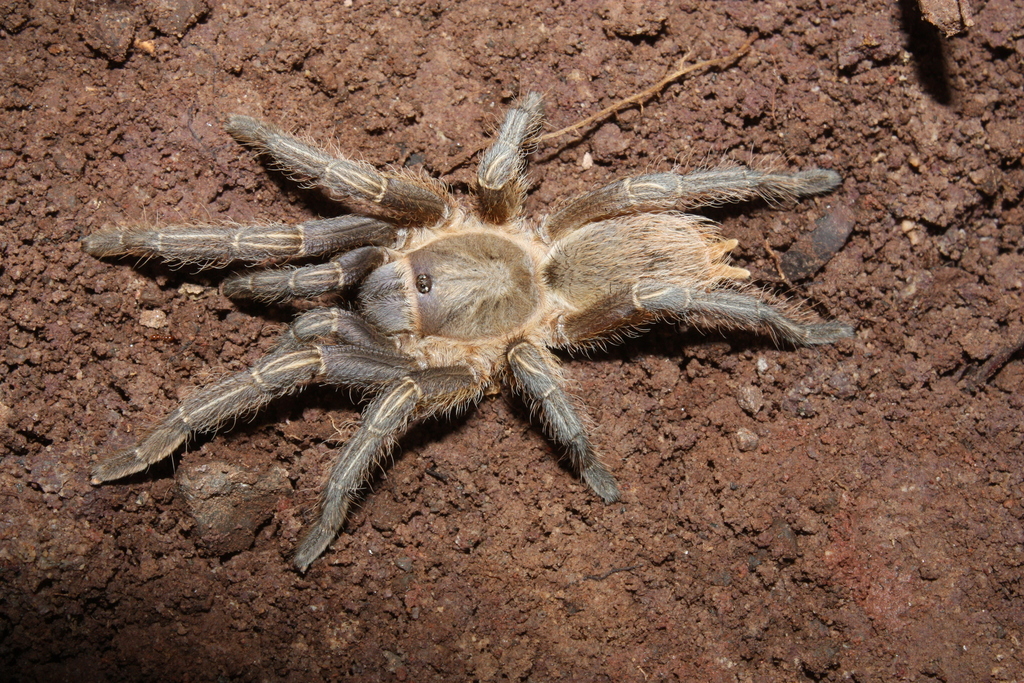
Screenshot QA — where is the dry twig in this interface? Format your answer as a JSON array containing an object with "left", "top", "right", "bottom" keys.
[
  {"left": 536, "top": 35, "right": 757, "bottom": 144},
  {"left": 964, "top": 333, "right": 1024, "bottom": 392},
  {"left": 440, "top": 35, "right": 757, "bottom": 174}
]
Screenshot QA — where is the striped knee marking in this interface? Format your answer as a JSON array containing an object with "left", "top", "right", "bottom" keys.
[
  {"left": 324, "top": 160, "right": 387, "bottom": 201},
  {"left": 622, "top": 174, "right": 680, "bottom": 204},
  {"left": 634, "top": 284, "right": 683, "bottom": 310},
  {"left": 334, "top": 261, "right": 348, "bottom": 288},
  {"left": 249, "top": 366, "right": 270, "bottom": 390},
  {"left": 508, "top": 344, "right": 558, "bottom": 399},
  {"left": 479, "top": 145, "right": 515, "bottom": 190},
  {"left": 365, "top": 379, "right": 421, "bottom": 436}
]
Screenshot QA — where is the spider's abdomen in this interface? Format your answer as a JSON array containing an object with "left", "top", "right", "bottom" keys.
[
  {"left": 361, "top": 232, "right": 540, "bottom": 340},
  {"left": 542, "top": 215, "right": 749, "bottom": 313}
]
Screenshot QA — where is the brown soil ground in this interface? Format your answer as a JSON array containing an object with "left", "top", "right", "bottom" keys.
[{"left": 2, "top": 0, "right": 1022, "bottom": 681}]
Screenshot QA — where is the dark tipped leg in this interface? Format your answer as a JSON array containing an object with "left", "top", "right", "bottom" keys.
[
  {"left": 558, "top": 282, "right": 851, "bottom": 348},
  {"left": 293, "top": 378, "right": 422, "bottom": 571},
  {"left": 82, "top": 216, "right": 397, "bottom": 266},
  {"left": 506, "top": 341, "right": 620, "bottom": 503},
  {"left": 91, "top": 348, "right": 324, "bottom": 483},
  {"left": 636, "top": 281, "right": 853, "bottom": 346},
  {"left": 476, "top": 92, "right": 545, "bottom": 224},
  {"left": 545, "top": 166, "right": 842, "bottom": 241},
  {"left": 225, "top": 115, "right": 452, "bottom": 225},
  {"left": 92, "top": 313, "right": 419, "bottom": 484},
  {"left": 294, "top": 366, "right": 479, "bottom": 571},
  {"left": 223, "top": 246, "right": 386, "bottom": 302}
]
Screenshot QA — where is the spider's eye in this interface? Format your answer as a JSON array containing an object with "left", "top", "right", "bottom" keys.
[{"left": 416, "top": 273, "right": 432, "bottom": 294}]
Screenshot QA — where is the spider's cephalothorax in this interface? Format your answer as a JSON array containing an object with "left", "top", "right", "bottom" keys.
[{"left": 84, "top": 93, "right": 851, "bottom": 570}]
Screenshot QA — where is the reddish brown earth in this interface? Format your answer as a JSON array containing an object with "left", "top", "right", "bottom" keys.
[{"left": 2, "top": 0, "right": 1022, "bottom": 681}]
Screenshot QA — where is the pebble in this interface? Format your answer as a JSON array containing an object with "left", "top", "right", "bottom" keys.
[
  {"left": 139, "top": 309, "right": 167, "bottom": 329},
  {"left": 177, "top": 460, "right": 290, "bottom": 556},
  {"left": 735, "top": 385, "right": 764, "bottom": 416},
  {"left": 81, "top": 6, "right": 139, "bottom": 63},
  {"left": 733, "top": 428, "right": 760, "bottom": 452},
  {"left": 780, "top": 203, "right": 855, "bottom": 281}
]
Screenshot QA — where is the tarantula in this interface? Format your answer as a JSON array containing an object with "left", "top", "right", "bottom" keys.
[{"left": 84, "top": 93, "right": 850, "bottom": 570}]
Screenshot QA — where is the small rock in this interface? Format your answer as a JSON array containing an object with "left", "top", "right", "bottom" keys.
[
  {"left": 735, "top": 385, "right": 764, "bottom": 416},
  {"left": 144, "top": 0, "right": 209, "bottom": 38},
  {"left": 177, "top": 460, "right": 290, "bottom": 556},
  {"left": 733, "top": 428, "right": 760, "bottom": 452},
  {"left": 986, "top": 118, "right": 1024, "bottom": 163},
  {"left": 0, "top": 1, "right": 31, "bottom": 33},
  {"left": 80, "top": 6, "right": 140, "bottom": 63},
  {"left": 139, "top": 309, "right": 167, "bottom": 329},
  {"left": 780, "top": 203, "right": 855, "bottom": 281},
  {"left": 758, "top": 519, "right": 799, "bottom": 561},
  {"left": 95, "top": 292, "right": 121, "bottom": 310},
  {"left": 178, "top": 283, "right": 206, "bottom": 298},
  {"left": 781, "top": 395, "right": 818, "bottom": 418},
  {"left": 798, "top": 642, "right": 841, "bottom": 677},
  {"left": 708, "top": 569, "right": 732, "bottom": 586},
  {"left": 28, "top": 448, "right": 71, "bottom": 495},
  {"left": 918, "top": 0, "right": 975, "bottom": 37},
  {"left": 918, "top": 560, "right": 942, "bottom": 581},
  {"left": 827, "top": 371, "right": 857, "bottom": 399}
]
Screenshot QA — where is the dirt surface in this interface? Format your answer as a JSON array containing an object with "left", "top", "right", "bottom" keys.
[{"left": 2, "top": 0, "right": 1023, "bottom": 680}]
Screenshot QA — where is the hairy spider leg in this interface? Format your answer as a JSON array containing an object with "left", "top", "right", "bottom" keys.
[
  {"left": 559, "top": 280, "right": 851, "bottom": 347},
  {"left": 273, "top": 307, "right": 392, "bottom": 352},
  {"left": 226, "top": 115, "right": 452, "bottom": 226},
  {"left": 545, "top": 167, "right": 842, "bottom": 240},
  {"left": 633, "top": 281, "right": 852, "bottom": 346},
  {"left": 90, "top": 333, "right": 419, "bottom": 484},
  {"left": 294, "top": 366, "right": 479, "bottom": 570},
  {"left": 81, "top": 215, "right": 396, "bottom": 267},
  {"left": 506, "top": 341, "right": 620, "bottom": 503},
  {"left": 91, "top": 347, "right": 326, "bottom": 483},
  {"left": 476, "top": 92, "right": 545, "bottom": 224},
  {"left": 223, "top": 245, "right": 387, "bottom": 302}
]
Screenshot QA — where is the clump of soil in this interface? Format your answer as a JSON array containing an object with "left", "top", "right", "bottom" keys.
[{"left": 1, "top": 0, "right": 1021, "bottom": 680}]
